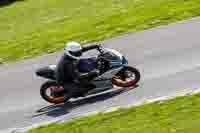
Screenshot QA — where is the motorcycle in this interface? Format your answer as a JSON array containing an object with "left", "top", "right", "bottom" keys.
[{"left": 36, "top": 44, "right": 141, "bottom": 104}]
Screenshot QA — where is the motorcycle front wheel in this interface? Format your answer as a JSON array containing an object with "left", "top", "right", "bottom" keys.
[
  {"left": 112, "top": 66, "right": 140, "bottom": 88},
  {"left": 40, "top": 81, "right": 66, "bottom": 104}
]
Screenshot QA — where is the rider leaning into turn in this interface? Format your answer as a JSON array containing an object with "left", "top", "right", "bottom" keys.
[{"left": 55, "top": 41, "right": 100, "bottom": 102}]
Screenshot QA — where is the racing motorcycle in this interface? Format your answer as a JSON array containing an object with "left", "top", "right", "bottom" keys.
[{"left": 36, "top": 44, "right": 141, "bottom": 104}]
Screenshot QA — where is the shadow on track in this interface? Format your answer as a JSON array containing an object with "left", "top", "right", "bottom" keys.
[
  {"left": 0, "top": 0, "right": 25, "bottom": 7},
  {"left": 32, "top": 87, "right": 137, "bottom": 118}
]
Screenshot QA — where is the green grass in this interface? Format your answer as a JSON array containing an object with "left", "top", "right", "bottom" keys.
[
  {"left": 1, "top": 0, "right": 200, "bottom": 63},
  {"left": 27, "top": 93, "right": 200, "bottom": 133}
]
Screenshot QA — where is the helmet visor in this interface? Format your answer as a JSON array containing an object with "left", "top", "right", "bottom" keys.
[{"left": 69, "top": 51, "right": 82, "bottom": 57}]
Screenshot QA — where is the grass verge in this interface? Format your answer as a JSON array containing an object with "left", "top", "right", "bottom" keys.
[
  {"left": 1, "top": 0, "right": 200, "bottom": 63},
  {"left": 27, "top": 92, "right": 200, "bottom": 133}
]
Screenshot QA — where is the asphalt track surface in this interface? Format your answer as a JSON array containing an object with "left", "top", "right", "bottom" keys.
[{"left": 1, "top": 17, "right": 200, "bottom": 132}]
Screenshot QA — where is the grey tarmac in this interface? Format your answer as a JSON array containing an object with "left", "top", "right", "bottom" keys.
[{"left": 1, "top": 17, "right": 200, "bottom": 132}]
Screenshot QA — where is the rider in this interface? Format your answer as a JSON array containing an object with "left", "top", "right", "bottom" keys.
[{"left": 56, "top": 41, "right": 101, "bottom": 101}]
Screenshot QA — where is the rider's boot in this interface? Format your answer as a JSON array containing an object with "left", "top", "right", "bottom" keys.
[{"left": 63, "top": 83, "right": 77, "bottom": 102}]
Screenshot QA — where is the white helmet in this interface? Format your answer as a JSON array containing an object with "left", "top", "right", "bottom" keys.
[{"left": 64, "top": 41, "right": 82, "bottom": 59}]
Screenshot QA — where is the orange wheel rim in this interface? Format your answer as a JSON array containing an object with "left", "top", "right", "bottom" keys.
[
  {"left": 47, "top": 96, "right": 65, "bottom": 103},
  {"left": 46, "top": 86, "right": 65, "bottom": 103},
  {"left": 112, "top": 78, "right": 136, "bottom": 87}
]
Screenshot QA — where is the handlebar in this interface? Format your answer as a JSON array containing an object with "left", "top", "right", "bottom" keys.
[{"left": 97, "top": 44, "right": 104, "bottom": 54}]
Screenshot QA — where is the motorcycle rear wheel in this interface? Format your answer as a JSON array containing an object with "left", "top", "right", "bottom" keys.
[
  {"left": 40, "top": 81, "right": 66, "bottom": 104},
  {"left": 112, "top": 66, "right": 140, "bottom": 88}
]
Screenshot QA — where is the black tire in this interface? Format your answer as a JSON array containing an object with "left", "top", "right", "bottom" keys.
[
  {"left": 125, "top": 66, "right": 141, "bottom": 85},
  {"left": 112, "top": 66, "right": 141, "bottom": 87},
  {"left": 40, "top": 81, "right": 65, "bottom": 104}
]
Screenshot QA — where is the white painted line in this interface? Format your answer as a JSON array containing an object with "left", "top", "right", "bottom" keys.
[{"left": 103, "top": 106, "right": 121, "bottom": 113}]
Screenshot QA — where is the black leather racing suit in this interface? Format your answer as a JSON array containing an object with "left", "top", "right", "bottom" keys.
[{"left": 55, "top": 44, "right": 100, "bottom": 100}]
